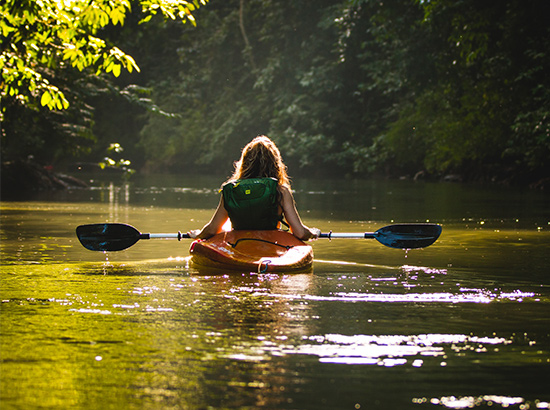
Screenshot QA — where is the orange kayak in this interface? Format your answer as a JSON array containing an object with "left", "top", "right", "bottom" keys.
[{"left": 189, "top": 230, "right": 313, "bottom": 272}]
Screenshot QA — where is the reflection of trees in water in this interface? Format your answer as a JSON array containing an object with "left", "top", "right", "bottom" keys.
[{"left": 96, "top": 182, "right": 130, "bottom": 222}]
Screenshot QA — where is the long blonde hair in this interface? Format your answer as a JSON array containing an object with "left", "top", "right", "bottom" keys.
[{"left": 229, "top": 135, "right": 290, "bottom": 187}]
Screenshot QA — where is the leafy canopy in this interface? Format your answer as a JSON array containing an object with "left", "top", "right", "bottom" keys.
[{"left": 0, "top": 0, "right": 207, "bottom": 110}]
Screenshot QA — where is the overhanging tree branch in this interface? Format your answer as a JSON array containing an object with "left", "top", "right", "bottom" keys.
[
  {"left": 238, "top": 0, "right": 257, "bottom": 71},
  {"left": 0, "top": 0, "right": 209, "bottom": 111}
]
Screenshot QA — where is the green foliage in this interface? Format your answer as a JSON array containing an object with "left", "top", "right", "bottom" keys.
[
  {"left": 129, "top": 0, "right": 548, "bottom": 182},
  {"left": 353, "top": 0, "right": 550, "bottom": 181},
  {"left": 2, "top": 0, "right": 548, "bottom": 184},
  {"left": 1, "top": 0, "right": 207, "bottom": 111},
  {"left": 1, "top": 0, "right": 208, "bottom": 164},
  {"left": 99, "top": 143, "right": 136, "bottom": 180},
  {"left": 136, "top": 0, "right": 355, "bottom": 173}
]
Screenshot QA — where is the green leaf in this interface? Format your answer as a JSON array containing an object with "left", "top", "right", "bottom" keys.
[
  {"left": 124, "top": 55, "right": 140, "bottom": 73},
  {"left": 112, "top": 63, "right": 121, "bottom": 77},
  {"left": 140, "top": 14, "right": 153, "bottom": 23},
  {"left": 40, "top": 91, "right": 52, "bottom": 106}
]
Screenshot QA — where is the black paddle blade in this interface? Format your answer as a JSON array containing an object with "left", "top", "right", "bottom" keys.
[
  {"left": 76, "top": 223, "right": 141, "bottom": 251},
  {"left": 375, "top": 224, "right": 442, "bottom": 249}
]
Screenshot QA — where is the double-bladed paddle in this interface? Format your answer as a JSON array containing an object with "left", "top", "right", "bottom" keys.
[{"left": 76, "top": 223, "right": 442, "bottom": 252}]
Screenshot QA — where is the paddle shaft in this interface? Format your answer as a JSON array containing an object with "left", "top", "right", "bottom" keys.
[
  {"left": 144, "top": 233, "right": 190, "bottom": 239},
  {"left": 145, "top": 233, "right": 373, "bottom": 240},
  {"left": 147, "top": 232, "right": 396, "bottom": 239},
  {"left": 320, "top": 232, "right": 376, "bottom": 239},
  {"left": 146, "top": 233, "right": 363, "bottom": 239}
]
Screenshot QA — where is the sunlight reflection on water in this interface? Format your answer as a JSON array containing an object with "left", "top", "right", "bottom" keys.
[
  {"left": 232, "top": 288, "right": 537, "bottom": 304},
  {"left": 412, "top": 395, "right": 548, "bottom": 409},
  {"left": 221, "top": 332, "right": 513, "bottom": 367}
]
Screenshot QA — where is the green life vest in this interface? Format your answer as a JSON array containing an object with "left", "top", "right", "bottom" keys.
[{"left": 222, "top": 178, "right": 281, "bottom": 230}]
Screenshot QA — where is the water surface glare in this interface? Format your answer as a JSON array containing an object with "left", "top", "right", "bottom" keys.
[{"left": 1, "top": 176, "right": 549, "bottom": 409}]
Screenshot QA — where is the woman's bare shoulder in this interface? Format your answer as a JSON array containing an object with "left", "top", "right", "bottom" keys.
[
  {"left": 278, "top": 184, "right": 294, "bottom": 200},
  {"left": 278, "top": 184, "right": 292, "bottom": 194}
]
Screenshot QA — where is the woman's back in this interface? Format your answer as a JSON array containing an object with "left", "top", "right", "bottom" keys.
[{"left": 222, "top": 177, "right": 281, "bottom": 230}]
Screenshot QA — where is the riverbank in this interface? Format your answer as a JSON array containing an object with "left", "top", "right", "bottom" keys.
[
  {"left": 2, "top": 159, "right": 548, "bottom": 200},
  {"left": 1, "top": 159, "right": 88, "bottom": 199}
]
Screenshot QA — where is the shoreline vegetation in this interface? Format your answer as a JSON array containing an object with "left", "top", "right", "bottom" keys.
[
  {"left": 2, "top": 0, "right": 549, "bottom": 192},
  {"left": 1, "top": 159, "right": 548, "bottom": 201},
  {"left": 1, "top": 160, "right": 89, "bottom": 199}
]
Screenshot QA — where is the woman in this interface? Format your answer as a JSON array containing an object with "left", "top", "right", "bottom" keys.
[{"left": 188, "top": 135, "right": 319, "bottom": 241}]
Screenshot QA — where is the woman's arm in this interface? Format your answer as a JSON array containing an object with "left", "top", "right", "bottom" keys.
[
  {"left": 188, "top": 195, "right": 229, "bottom": 239},
  {"left": 280, "top": 185, "right": 319, "bottom": 241}
]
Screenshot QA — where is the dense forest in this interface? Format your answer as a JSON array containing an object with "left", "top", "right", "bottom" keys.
[{"left": 2, "top": 0, "right": 549, "bottom": 188}]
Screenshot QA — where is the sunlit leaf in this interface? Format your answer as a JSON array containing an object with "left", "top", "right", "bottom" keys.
[
  {"left": 112, "top": 64, "right": 121, "bottom": 77},
  {"left": 140, "top": 14, "right": 153, "bottom": 23},
  {"left": 108, "top": 143, "right": 123, "bottom": 153},
  {"left": 40, "top": 91, "right": 52, "bottom": 106}
]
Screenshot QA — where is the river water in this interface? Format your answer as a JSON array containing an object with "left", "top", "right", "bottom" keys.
[{"left": 1, "top": 174, "right": 549, "bottom": 410}]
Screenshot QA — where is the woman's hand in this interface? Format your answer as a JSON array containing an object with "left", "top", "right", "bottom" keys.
[
  {"left": 303, "top": 227, "right": 321, "bottom": 241},
  {"left": 187, "top": 229, "right": 202, "bottom": 239}
]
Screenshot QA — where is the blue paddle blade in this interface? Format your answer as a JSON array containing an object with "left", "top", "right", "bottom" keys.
[
  {"left": 76, "top": 223, "right": 142, "bottom": 251},
  {"left": 374, "top": 224, "right": 442, "bottom": 249}
]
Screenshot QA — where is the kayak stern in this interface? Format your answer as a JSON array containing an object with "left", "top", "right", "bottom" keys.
[{"left": 189, "top": 230, "right": 313, "bottom": 273}]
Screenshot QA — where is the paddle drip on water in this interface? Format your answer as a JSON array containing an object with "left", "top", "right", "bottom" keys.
[{"left": 102, "top": 251, "right": 112, "bottom": 275}]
